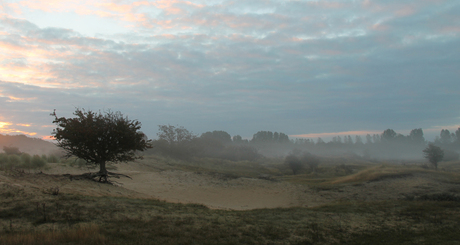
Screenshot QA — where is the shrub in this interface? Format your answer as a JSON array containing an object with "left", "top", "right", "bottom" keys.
[
  {"left": 285, "top": 154, "right": 303, "bottom": 175},
  {"left": 301, "top": 152, "right": 320, "bottom": 172},
  {"left": 47, "top": 154, "right": 60, "bottom": 163},
  {"left": 31, "top": 155, "right": 47, "bottom": 169},
  {"left": 0, "top": 153, "right": 8, "bottom": 164},
  {"left": 20, "top": 153, "right": 33, "bottom": 170},
  {"left": 8, "top": 154, "right": 21, "bottom": 165}
]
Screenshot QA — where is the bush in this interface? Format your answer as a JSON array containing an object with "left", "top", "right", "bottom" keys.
[
  {"left": 20, "top": 153, "right": 32, "bottom": 170},
  {"left": 31, "top": 155, "right": 47, "bottom": 169},
  {"left": 0, "top": 153, "right": 8, "bottom": 164},
  {"left": 47, "top": 154, "right": 60, "bottom": 163},
  {"left": 301, "top": 152, "right": 320, "bottom": 172},
  {"left": 8, "top": 154, "right": 21, "bottom": 165},
  {"left": 285, "top": 154, "right": 303, "bottom": 175}
]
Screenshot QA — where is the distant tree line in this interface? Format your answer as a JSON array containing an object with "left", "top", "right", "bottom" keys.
[{"left": 150, "top": 125, "right": 460, "bottom": 162}]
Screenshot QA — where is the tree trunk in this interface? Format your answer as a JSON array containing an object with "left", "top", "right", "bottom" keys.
[
  {"left": 99, "top": 161, "right": 108, "bottom": 182},
  {"left": 99, "top": 161, "right": 107, "bottom": 174}
]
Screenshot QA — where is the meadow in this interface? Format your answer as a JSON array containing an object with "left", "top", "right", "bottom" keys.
[{"left": 1, "top": 154, "right": 460, "bottom": 244}]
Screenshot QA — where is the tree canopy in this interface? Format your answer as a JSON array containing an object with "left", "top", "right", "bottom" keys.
[
  {"left": 423, "top": 144, "right": 444, "bottom": 169},
  {"left": 52, "top": 109, "right": 151, "bottom": 181}
]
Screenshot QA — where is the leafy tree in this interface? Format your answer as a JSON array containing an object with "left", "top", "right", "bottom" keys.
[
  {"left": 381, "top": 129, "right": 397, "bottom": 142},
  {"left": 201, "top": 130, "right": 232, "bottom": 143},
  {"left": 409, "top": 128, "right": 425, "bottom": 144},
  {"left": 365, "top": 134, "right": 372, "bottom": 144},
  {"left": 440, "top": 129, "right": 452, "bottom": 145},
  {"left": 372, "top": 134, "right": 380, "bottom": 143},
  {"left": 251, "top": 131, "right": 290, "bottom": 143},
  {"left": 252, "top": 131, "right": 274, "bottom": 142},
  {"left": 300, "top": 152, "right": 320, "bottom": 172},
  {"left": 316, "top": 137, "right": 325, "bottom": 145},
  {"left": 423, "top": 144, "right": 444, "bottom": 170},
  {"left": 346, "top": 135, "right": 353, "bottom": 145},
  {"left": 233, "top": 135, "right": 243, "bottom": 143},
  {"left": 157, "top": 124, "right": 196, "bottom": 145},
  {"left": 154, "top": 125, "right": 198, "bottom": 159},
  {"left": 51, "top": 109, "right": 151, "bottom": 182},
  {"left": 285, "top": 154, "right": 303, "bottom": 175}
]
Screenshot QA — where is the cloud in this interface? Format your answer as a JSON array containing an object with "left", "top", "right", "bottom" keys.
[
  {"left": 0, "top": 1, "right": 459, "bottom": 140},
  {"left": 291, "top": 130, "right": 384, "bottom": 139}
]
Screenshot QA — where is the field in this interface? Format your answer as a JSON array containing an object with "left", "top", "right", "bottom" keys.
[{"left": 1, "top": 155, "right": 460, "bottom": 244}]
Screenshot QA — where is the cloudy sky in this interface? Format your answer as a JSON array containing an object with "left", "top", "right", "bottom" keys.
[{"left": 0, "top": 0, "right": 459, "bottom": 141}]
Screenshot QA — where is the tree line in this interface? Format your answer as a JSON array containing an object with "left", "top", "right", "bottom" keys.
[{"left": 149, "top": 125, "right": 459, "bottom": 162}]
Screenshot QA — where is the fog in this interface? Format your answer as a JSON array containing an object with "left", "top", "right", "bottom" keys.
[
  {"left": 2, "top": 127, "right": 459, "bottom": 164},
  {"left": 148, "top": 126, "right": 460, "bottom": 163}
]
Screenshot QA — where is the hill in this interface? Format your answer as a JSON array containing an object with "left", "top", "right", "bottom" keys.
[{"left": 0, "top": 134, "right": 60, "bottom": 155}]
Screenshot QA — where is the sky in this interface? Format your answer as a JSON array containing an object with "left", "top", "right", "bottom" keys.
[{"left": 0, "top": 0, "right": 459, "bottom": 142}]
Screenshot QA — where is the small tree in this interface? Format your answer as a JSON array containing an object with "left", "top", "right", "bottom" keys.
[
  {"left": 301, "top": 152, "right": 320, "bottom": 172},
  {"left": 51, "top": 109, "right": 151, "bottom": 182},
  {"left": 285, "top": 154, "right": 303, "bottom": 175},
  {"left": 423, "top": 144, "right": 444, "bottom": 170}
]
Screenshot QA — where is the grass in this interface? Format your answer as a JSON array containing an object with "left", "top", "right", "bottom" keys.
[
  {"left": 1, "top": 157, "right": 460, "bottom": 244},
  {"left": 1, "top": 194, "right": 459, "bottom": 244},
  {"left": 139, "top": 154, "right": 282, "bottom": 179},
  {"left": 0, "top": 224, "right": 105, "bottom": 245}
]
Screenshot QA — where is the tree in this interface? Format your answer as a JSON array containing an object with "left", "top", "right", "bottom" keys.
[
  {"left": 201, "top": 130, "right": 232, "bottom": 143},
  {"left": 381, "top": 129, "right": 397, "bottom": 142},
  {"left": 440, "top": 129, "right": 452, "bottom": 145},
  {"left": 455, "top": 128, "right": 460, "bottom": 144},
  {"left": 157, "top": 124, "right": 196, "bottom": 145},
  {"left": 423, "top": 144, "right": 444, "bottom": 170},
  {"left": 285, "top": 154, "right": 303, "bottom": 175},
  {"left": 300, "top": 152, "right": 320, "bottom": 172},
  {"left": 409, "top": 128, "right": 425, "bottom": 144},
  {"left": 154, "top": 125, "right": 197, "bottom": 159},
  {"left": 51, "top": 109, "right": 151, "bottom": 182},
  {"left": 365, "top": 134, "right": 372, "bottom": 144}
]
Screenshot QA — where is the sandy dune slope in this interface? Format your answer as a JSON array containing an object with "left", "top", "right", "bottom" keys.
[{"left": 2, "top": 161, "right": 458, "bottom": 210}]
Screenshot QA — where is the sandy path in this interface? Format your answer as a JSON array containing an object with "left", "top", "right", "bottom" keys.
[{"left": 118, "top": 170, "right": 311, "bottom": 210}]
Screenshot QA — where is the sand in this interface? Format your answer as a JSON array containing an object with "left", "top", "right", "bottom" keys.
[{"left": 1, "top": 161, "right": 458, "bottom": 210}]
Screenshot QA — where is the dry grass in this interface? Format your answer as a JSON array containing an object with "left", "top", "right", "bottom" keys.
[
  {"left": 329, "top": 163, "right": 460, "bottom": 185},
  {"left": 1, "top": 157, "right": 460, "bottom": 244},
  {"left": 0, "top": 223, "right": 105, "bottom": 245}
]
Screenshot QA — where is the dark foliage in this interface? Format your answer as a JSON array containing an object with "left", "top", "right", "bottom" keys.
[
  {"left": 285, "top": 154, "right": 302, "bottom": 175},
  {"left": 423, "top": 144, "right": 444, "bottom": 169},
  {"left": 51, "top": 109, "right": 151, "bottom": 180}
]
